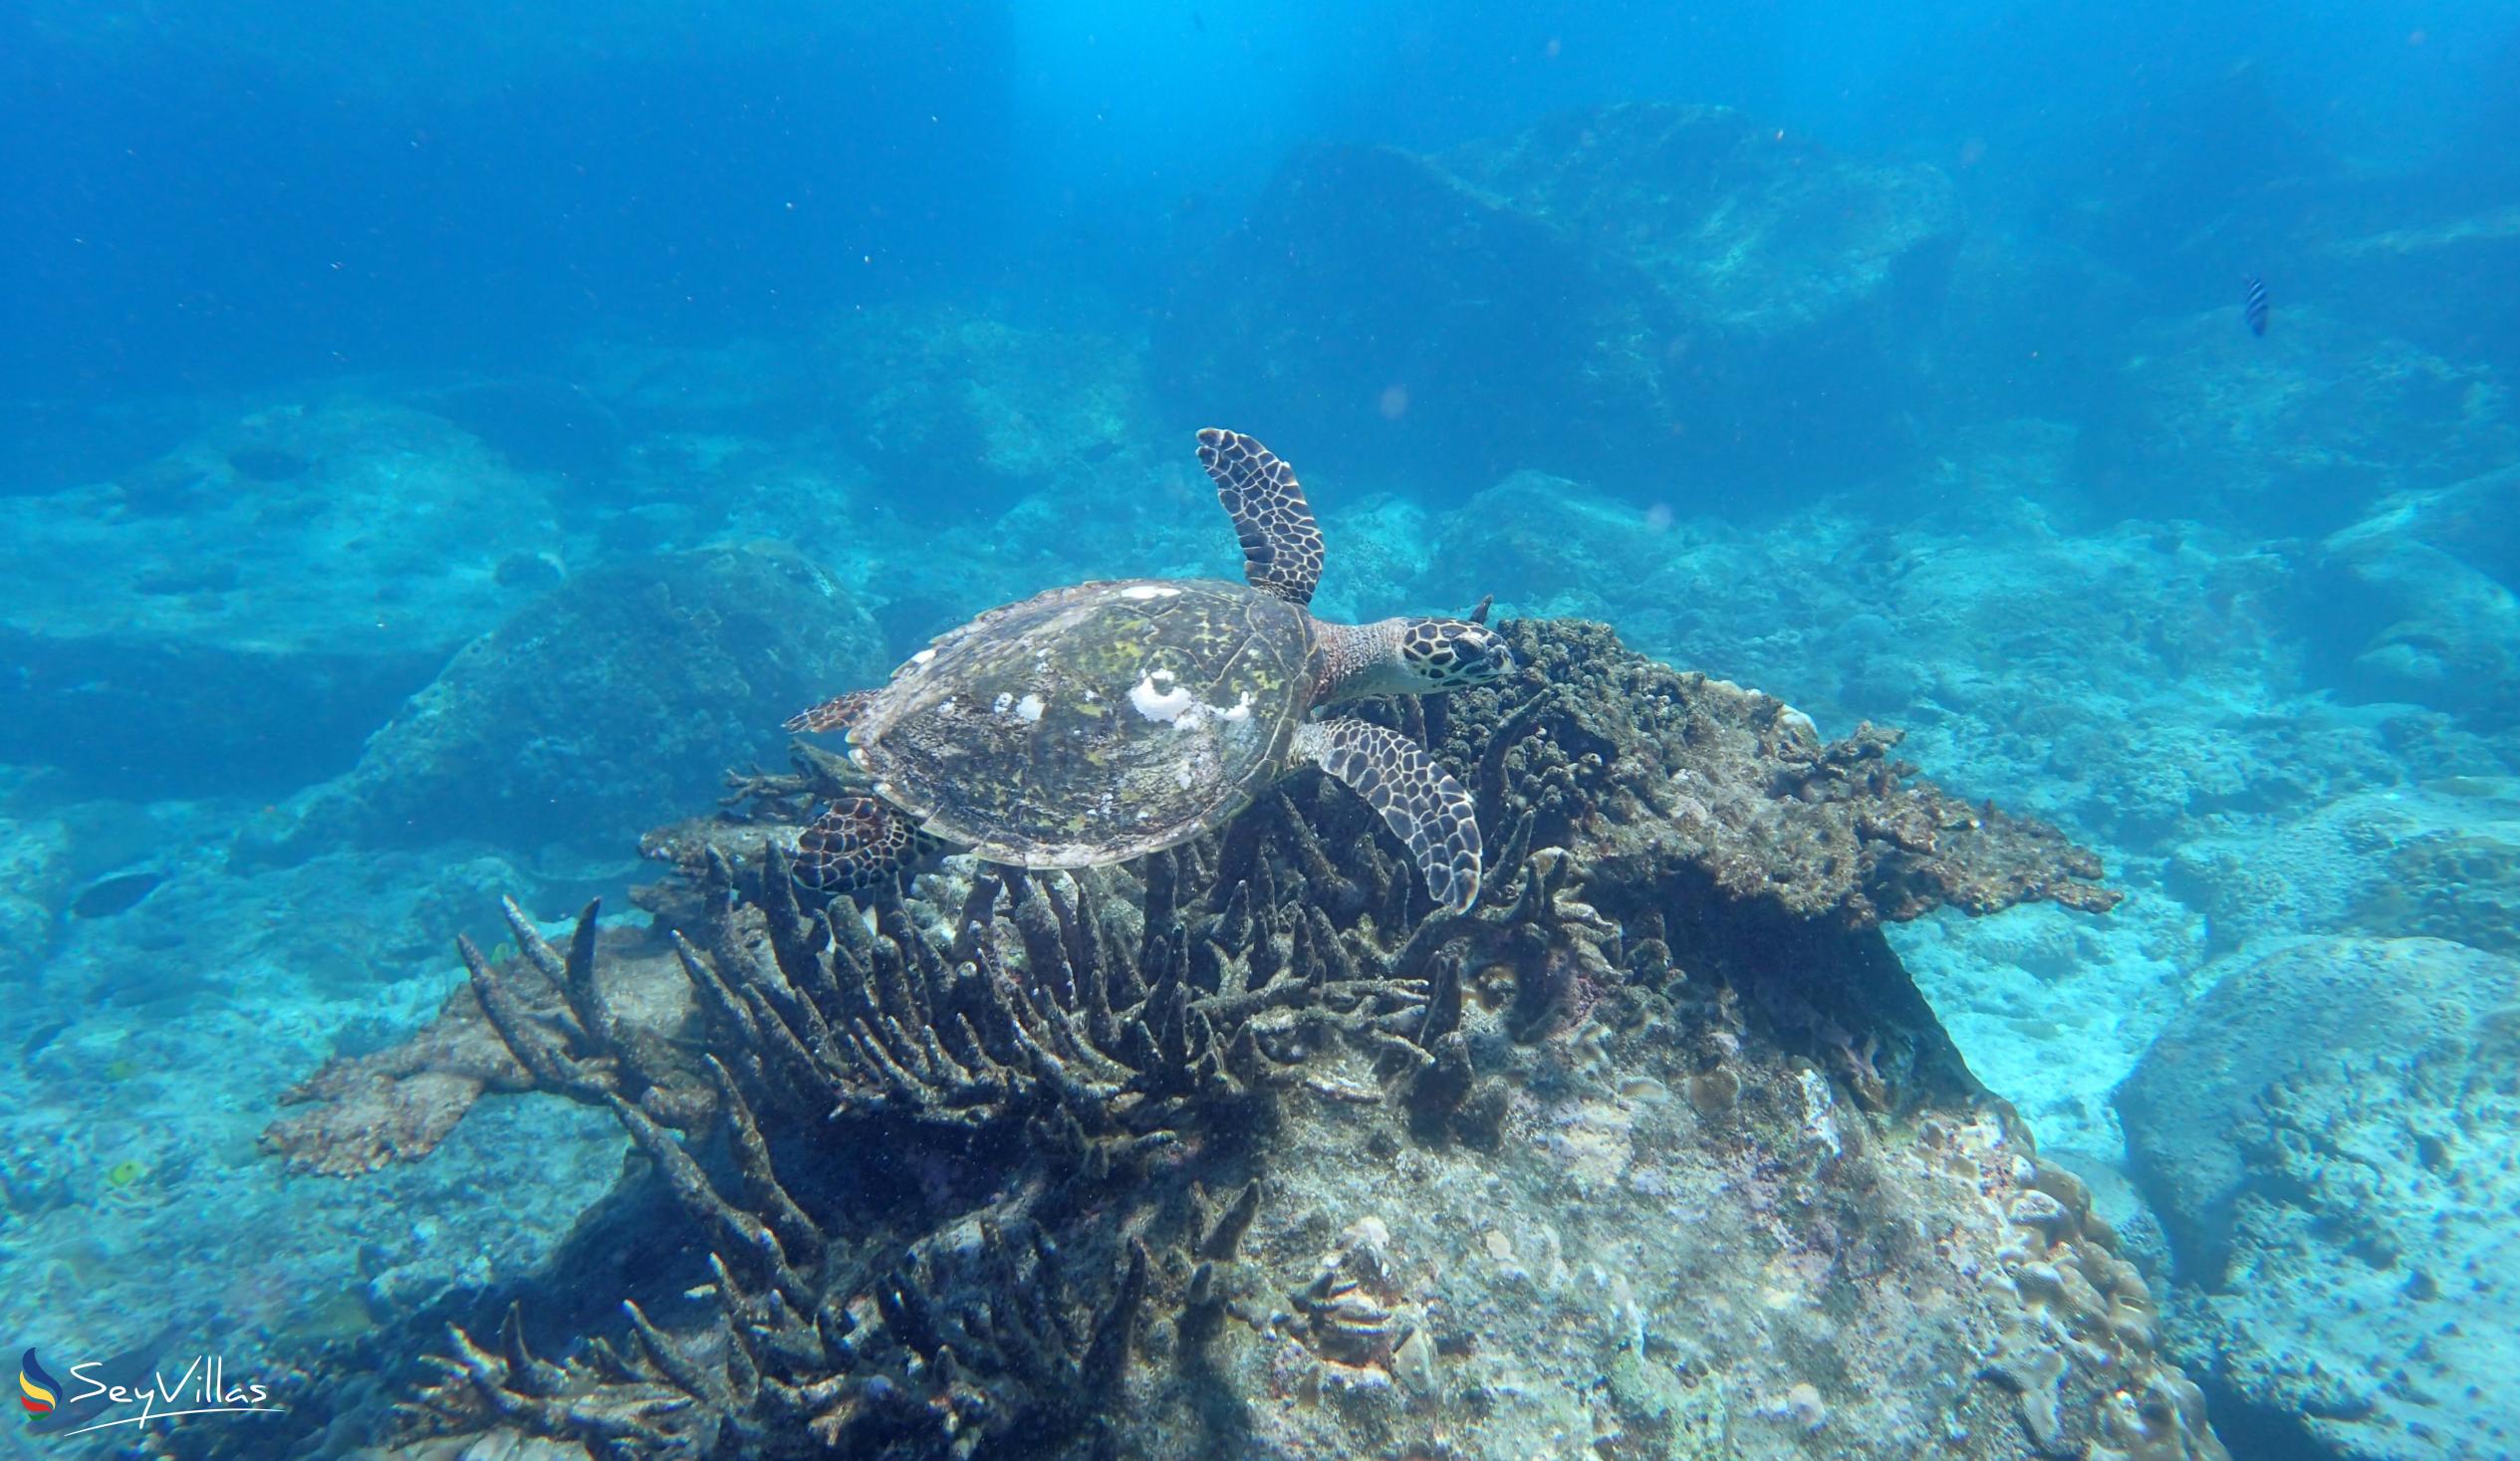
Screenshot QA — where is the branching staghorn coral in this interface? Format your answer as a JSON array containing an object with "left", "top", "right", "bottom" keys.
[
  {"left": 263, "top": 618, "right": 2189, "bottom": 1461},
  {"left": 413, "top": 807, "right": 1450, "bottom": 1457}
]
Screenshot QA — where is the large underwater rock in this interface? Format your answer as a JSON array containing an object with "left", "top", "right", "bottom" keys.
[
  {"left": 2117, "top": 936, "right": 2520, "bottom": 1460},
  {"left": 1153, "top": 103, "right": 1957, "bottom": 505},
  {"left": 239, "top": 618, "right": 2227, "bottom": 1461},
  {"left": 2321, "top": 203, "right": 2520, "bottom": 383},
  {"left": 2315, "top": 464, "right": 2520, "bottom": 724},
  {"left": 809, "top": 301, "right": 1169, "bottom": 524},
  {"left": 2074, "top": 311, "right": 2517, "bottom": 535},
  {"left": 272, "top": 541, "right": 884, "bottom": 856},
  {"left": 0, "top": 398, "right": 569, "bottom": 797},
  {"left": 0, "top": 816, "right": 76, "bottom": 984}
]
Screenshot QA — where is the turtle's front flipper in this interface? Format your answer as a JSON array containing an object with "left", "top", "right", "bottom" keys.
[
  {"left": 1294, "top": 719, "right": 1481, "bottom": 913},
  {"left": 784, "top": 689, "right": 877, "bottom": 736},
  {"left": 1195, "top": 427, "right": 1326, "bottom": 608},
  {"left": 794, "top": 797, "right": 947, "bottom": 896}
]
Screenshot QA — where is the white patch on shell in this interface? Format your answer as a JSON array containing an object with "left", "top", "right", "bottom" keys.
[
  {"left": 1120, "top": 584, "right": 1181, "bottom": 600},
  {"left": 1130, "top": 672, "right": 1199, "bottom": 723},
  {"left": 1015, "top": 693, "right": 1044, "bottom": 723},
  {"left": 1129, "top": 670, "right": 1256, "bottom": 733},
  {"left": 910, "top": 648, "right": 936, "bottom": 665}
]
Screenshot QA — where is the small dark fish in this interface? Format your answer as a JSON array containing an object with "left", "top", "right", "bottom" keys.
[
  {"left": 70, "top": 870, "right": 162, "bottom": 919},
  {"left": 2243, "top": 275, "right": 2269, "bottom": 337}
]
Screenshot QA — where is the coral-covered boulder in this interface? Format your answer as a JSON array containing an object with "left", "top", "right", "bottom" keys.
[
  {"left": 1153, "top": 104, "right": 1956, "bottom": 505},
  {"left": 0, "top": 399, "right": 567, "bottom": 795},
  {"left": 276, "top": 541, "right": 883, "bottom": 855},
  {"left": 809, "top": 300, "right": 1166, "bottom": 523},
  {"left": 257, "top": 618, "right": 2223, "bottom": 1461},
  {"left": 2321, "top": 204, "right": 2520, "bottom": 383},
  {"left": 2076, "top": 312, "right": 2517, "bottom": 534},
  {"left": 2315, "top": 464, "right": 2520, "bottom": 722},
  {"left": 0, "top": 816, "right": 74, "bottom": 982},
  {"left": 2118, "top": 935, "right": 2520, "bottom": 1459},
  {"left": 1424, "top": 470, "right": 1685, "bottom": 626}
]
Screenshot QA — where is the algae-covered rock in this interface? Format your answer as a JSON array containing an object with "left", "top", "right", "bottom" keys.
[
  {"left": 2119, "top": 935, "right": 2520, "bottom": 1460},
  {"left": 275, "top": 541, "right": 883, "bottom": 855},
  {"left": 1153, "top": 104, "right": 1956, "bottom": 505}
]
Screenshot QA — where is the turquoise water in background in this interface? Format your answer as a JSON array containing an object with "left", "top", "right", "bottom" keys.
[{"left": 4, "top": 3, "right": 2518, "bottom": 1458}]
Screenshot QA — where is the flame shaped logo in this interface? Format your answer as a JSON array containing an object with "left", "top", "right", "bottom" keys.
[{"left": 19, "top": 1348, "right": 59, "bottom": 1414}]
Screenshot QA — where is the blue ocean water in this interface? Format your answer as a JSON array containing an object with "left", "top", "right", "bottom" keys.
[{"left": 5, "top": 2, "right": 2519, "bottom": 1458}]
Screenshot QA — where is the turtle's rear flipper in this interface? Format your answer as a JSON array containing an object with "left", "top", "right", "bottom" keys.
[
  {"left": 794, "top": 797, "right": 943, "bottom": 896},
  {"left": 1295, "top": 718, "right": 1481, "bottom": 914},
  {"left": 785, "top": 689, "right": 877, "bottom": 736},
  {"left": 1196, "top": 427, "right": 1326, "bottom": 608}
]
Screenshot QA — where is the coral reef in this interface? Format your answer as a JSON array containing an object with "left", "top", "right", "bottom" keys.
[
  {"left": 9, "top": 48, "right": 2518, "bottom": 1461},
  {"left": 1393, "top": 428, "right": 2517, "bottom": 1163},
  {"left": 1153, "top": 103, "right": 1956, "bottom": 503},
  {"left": 1980, "top": 1158, "right": 2224, "bottom": 1461},
  {"left": 258, "top": 617, "right": 2217, "bottom": 1460},
  {"left": 2363, "top": 822, "right": 2520, "bottom": 956},
  {"left": 266, "top": 541, "right": 885, "bottom": 856}
]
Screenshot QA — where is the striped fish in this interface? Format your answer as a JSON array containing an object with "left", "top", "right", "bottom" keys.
[{"left": 2243, "top": 275, "right": 2269, "bottom": 337}]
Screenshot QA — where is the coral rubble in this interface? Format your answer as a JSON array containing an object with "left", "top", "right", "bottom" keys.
[{"left": 264, "top": 618, "right": 2215, "bottom": 1460}]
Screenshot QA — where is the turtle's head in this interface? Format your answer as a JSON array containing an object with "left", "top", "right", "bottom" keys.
[
  {"left": 1318, "top": 615, "right": 1514, "bottom": 701},
  {"left": 1395, "top": 617, "right": 1514, "bottom": 692}
]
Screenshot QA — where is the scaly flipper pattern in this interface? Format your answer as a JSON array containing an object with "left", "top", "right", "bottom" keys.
[
  {"left": 1195, "top": 427, "right": 1326, "bottom": 608},
  {"left": 1294, "top": 718, "right": 1481, "bottom": 913},
  {"left": 784, "top": 688, "right": 878, "bottom": 736},
  {"left": 794, "top": 796, "right": 949, "bottom": 896}
]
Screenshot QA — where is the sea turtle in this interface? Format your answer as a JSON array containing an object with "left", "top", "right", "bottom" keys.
[{"left": 782, "top": 428, "right": 1513, "bottom": 911}]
